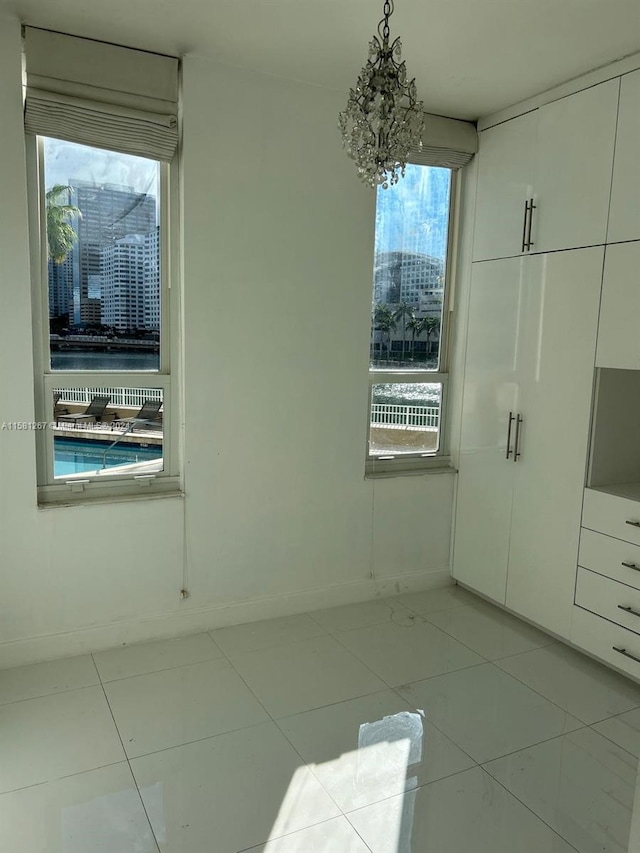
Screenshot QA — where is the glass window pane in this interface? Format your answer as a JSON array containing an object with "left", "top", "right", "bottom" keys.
[
  {"left": 370, "top": 165, "right": 451, "bottom": 371},
  {"left": 44, "top": 139, "right": 161, "bottom": 371},
  {"left": 369, "top": 383, "right": 441, "bottom": 456},
  {"left": 52, "top": 387, "right": 163, "bottom": 478}
]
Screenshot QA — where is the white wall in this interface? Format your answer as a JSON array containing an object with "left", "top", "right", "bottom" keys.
[{"left": 0, "top": 17, "right": 455, "bottom": 667}]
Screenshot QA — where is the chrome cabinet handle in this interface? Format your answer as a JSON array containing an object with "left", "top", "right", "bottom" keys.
[
  {"left": 618, "top": 604, "right": 640, "bottom": 619},
  {"left": 626, "top": 520, "right": 640, "bottom": 528},
  {"left": 506, "top": 412, "right": 515, "bottom": 459},
  {"left": 622, "top": 561, "right": 640, "bottom": 572},
  {"left": 513, "top": 414, "right": 523, "bottom": 461},
  {"left": 521, "top": 200, "right": 530, "bottom": 253},
  {"left": 526, "top": 198, "right": 536, "bottom": 250},
  {"left": 613, "top": 646, "right": 640, "bottom": 665}
]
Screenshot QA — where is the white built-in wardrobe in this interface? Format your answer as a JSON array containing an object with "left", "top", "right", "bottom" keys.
[{"left": 453, "top": 64, "right": 640, "bottom": 679}]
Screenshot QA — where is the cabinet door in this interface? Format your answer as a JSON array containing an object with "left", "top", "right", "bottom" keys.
[
  {"left": 608, "top": 70, "right": 640, "bottom": 244},
  {"left": 596, "top": 241, "right": 640, "bottom": 369},
  {"left": 473, "top": 112, "right": 536, "bottom": 262},
  {"left": 532, "top": 80, "right": 619, "bottom": 253},
  {"left": 506, "top": 248, "right": 603, "bottom": 637},
  {"left": 452, "top": 258, "right": 525, "bottom": 602}
]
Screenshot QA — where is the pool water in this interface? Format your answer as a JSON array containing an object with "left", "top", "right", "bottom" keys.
[{"left": 54, "top": 437, "right": 163, "bottom": 477}]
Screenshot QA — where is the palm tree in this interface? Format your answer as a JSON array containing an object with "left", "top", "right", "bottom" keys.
[
  {"left": 46, "top": 185, "right": 81, "bottom": 264},
  {"left": 373, "top": 303, "right": 397, "bottom": 361},
  {"left": 406, "top": 315, "right": 426, "bottom": 357},
  {"left": 393, "top": 302, "right": 415, "bottom": 360},
  {"left": 423, "top": 316, "right": 441, "bottom": 359}
]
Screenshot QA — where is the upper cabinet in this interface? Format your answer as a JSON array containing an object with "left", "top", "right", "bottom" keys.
[
  {"left": 472, "top": 112, "right": 536, "bottom": 262},
  {"left": 533, "top": 79, "right": 619, "bottom": 253},
  {"left": 596, "top": 241, "right": 640, "bottom": 369},
  {"left": 473, "top": 78, "right": 620, "bottom": 261},
  {"left": 608, "top": 70, "right": 640, "bottom": 244}
]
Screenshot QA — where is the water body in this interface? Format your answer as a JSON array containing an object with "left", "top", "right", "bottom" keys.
[{"left": 51, "top": 351, "right": 159, "bottom": 371}]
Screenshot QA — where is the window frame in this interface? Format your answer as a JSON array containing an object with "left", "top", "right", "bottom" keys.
[
  {"left": 365, "top": 166, "right": 460, "bottom": 477},
  {"left": 27, "top": 134, "right": 182, "bottom": 504}
]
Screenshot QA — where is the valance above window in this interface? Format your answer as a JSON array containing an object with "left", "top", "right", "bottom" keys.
[{"left": 23, "top": 27, "right": 179, "bottom": 161}]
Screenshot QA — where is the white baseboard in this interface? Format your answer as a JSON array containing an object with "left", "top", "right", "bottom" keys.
[{"left": 0, "top": 567, "right": 452, "bottom": 669}]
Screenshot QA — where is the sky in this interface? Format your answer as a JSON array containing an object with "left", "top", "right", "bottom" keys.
[
  {"left": 44, "top": 138, "right": 159, "bottom": 198},
  {"left": 374, "top": 164, "right": 451, "bottom": 259}
]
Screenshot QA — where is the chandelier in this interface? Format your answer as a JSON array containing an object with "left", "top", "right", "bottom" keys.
[{"left": 339, "top": 0, "right": 424, "bottom": 189}]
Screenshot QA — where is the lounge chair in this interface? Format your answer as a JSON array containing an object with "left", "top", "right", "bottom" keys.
[
  {"left": 52, "top": 392, "right": 68, "bottom": 419},
  {"left": 57, "top": 395, "right": 111, "bottom": 424},
  {"left": 116, "top": 399, "right": 162, "bottom": 432}
]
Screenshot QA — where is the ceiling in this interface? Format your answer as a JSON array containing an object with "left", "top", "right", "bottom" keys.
[{"left": 2, "top": 0, "right": 640, "bottom": 120}]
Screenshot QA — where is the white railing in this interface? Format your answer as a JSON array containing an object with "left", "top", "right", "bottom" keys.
[
  {"left": 56, "top": 387, "right": 163, "bottom": 407},
  {"left": 371, "top": 404, "right": 439, "bottom": 430}
]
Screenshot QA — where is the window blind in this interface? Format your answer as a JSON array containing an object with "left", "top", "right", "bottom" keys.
[
  {"left": 409, "top": 112, "right": 478, "bottom": 169},
  {"left": 23, "top": 27, "right": 179, "bottom": 162}
]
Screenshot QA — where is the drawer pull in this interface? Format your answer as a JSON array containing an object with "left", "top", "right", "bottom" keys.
[
  {"left": 617, "top": 604, "right": 640, "bottom": 619},
  {"left": 626, "top": 520, "right": 640, "bottom": 528},
  {"left": 613, "top": 646, "right": 640, "bottom": 665},
  {"left": 622, "top": 561, "right": 640, "bottom": 572}
]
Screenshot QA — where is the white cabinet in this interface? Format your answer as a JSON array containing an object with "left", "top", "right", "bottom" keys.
[
  {"left": 505, "top": 249, "right": 603, "bottom": 635},
  {"left": 473, "top": 113, "right": 535, "bottom": 262},
  {"left": 472, "top": 79, "right": 619, "bottom": 261},
  {"left": 608, "top": 70, "right": 640, "bottom": 244},
  {"left": 532, "top": 80, "right": 619, "bottom": 253},
  {"left": 596, "top": 241, "right": 640, "bottom": 369},
  {"left": 453, "top": 257, "right": 524, "bottom": 602},
  {"left": 453, "top": 249, "right": 602, "bottom": 637}
]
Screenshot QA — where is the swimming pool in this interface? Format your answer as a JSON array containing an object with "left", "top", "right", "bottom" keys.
[{"left": 54, "top": 437, "right": 163, "bottom": 477}]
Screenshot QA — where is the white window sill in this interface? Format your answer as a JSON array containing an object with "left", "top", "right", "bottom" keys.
[{"left": 365, "top": 456, "right": 457, "bottom": 478}]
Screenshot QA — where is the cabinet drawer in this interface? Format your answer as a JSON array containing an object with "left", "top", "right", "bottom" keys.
[
  {"left": 572, "top": 605, "right": 640, "bottom": 683},
  {"left": 579, "top": 528, "right": 640, "bottom": 590},
  {"left": 582, "top": 488, "right": 640, "bottom": 545},
  {"left": 576, "top": 567, "right": 640, "bottom": 634}
]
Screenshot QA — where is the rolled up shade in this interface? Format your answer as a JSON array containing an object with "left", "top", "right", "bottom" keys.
[
  {"left": 23, "top": 27, "right": 179, "bottom": 162},
  {"left": 409, "top": 112, "right": 478, "bottom": 169}
]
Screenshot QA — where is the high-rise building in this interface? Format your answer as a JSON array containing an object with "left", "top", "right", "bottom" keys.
[
  {"left": 69, "top": 180, "right": 156, "bottom": 325},
  {"left": 373, "top": 251, "right": 444, "bottom": 310},
  {"left": 100, "top": 228, "right": 160, "bottom": 332},
  {"left": 48, "top": 254, "right": 74, "bottom": 319}
]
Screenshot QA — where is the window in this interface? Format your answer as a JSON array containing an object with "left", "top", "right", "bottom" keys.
[
  {"left": 367, "top": 164, "right": 456, "bottom": 475},
  {"left": 29, "top": 137, "right": 180, "bottom": 503}
]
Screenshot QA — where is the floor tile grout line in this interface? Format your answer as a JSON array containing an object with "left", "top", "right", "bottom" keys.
[
  {"left": 0, "top": 759, "right": 127, "bottom": 798},
  {"left": 586, "top": 721, "right": 640, "bottom": 759},
  {"left": 93, "top": 651, "right": 227, "bottom": 685},
  {"left": 234, "top": 814, "right": 376, "bottom": 853},
  {"left": 477, "top": 723, "right": 590, "bottom": 768},
  {"left": 478, "top": 766, "right": 583, "bottom": 853},
  {"left": 90, "top": 653, "right": 162, "bottom": 853},
  {"left": 0, "top": 678, "right": 103, "bottom": 708}
]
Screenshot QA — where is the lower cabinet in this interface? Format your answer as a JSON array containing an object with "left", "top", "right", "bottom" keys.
[{"left": 453, "top": 247, "right": 603, "bottom": 638}]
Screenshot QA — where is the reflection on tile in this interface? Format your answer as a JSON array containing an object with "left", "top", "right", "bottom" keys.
[
  {"left": 132, "top": 722, "right": 340, "bottom": 853},
  {"left": 105, "top": 659, "right": 269, "bottom": 758},
  {"left": 0, "top": 686, "right": 124, "bottom": 793},
  {"left": 395, "top": 585, "right": 478, "bottom": 615},
  {"left": 241, "top": 817, "right": 372, "bottom": 853},
  {"left": 335, "top": 619, "right": 483, "bottom": 687},
  {"left": 0, "top": 655, "right": 99, "bottom": 705},
  {"left": 347, "top": 766, "right": 576, "bottom": 853},
  {"left": 210, "top": 614, "right": 326, "bottom": 657},
  {"left": 94, "top": 633, "right": 223, "bottom": 682},
  {"left": 426, "top": 601, "right": 555, "bottom": 660},
  {"left": 497, "top": 644, "right": 640, "bottom": 724},
  {"left": 278, "top": 690, "right": 475, "bottom": 812},
  {"left": 593, "top": 708, "right": 640, "bottom": 758},
  {"left": 398, "top": 663, "right": 581, "bottom": 763},
  {"left": 0, "top": 762, "right": 158, "bottom": 853},
  {"left": 229, "top": 635, "right": 386, "bottom": 718},
  {"left": 485, "top": 727, "right": 638, "bottom": 853},
  {"left": 309, "top": 599, "right": 414, "bottom": 633}
]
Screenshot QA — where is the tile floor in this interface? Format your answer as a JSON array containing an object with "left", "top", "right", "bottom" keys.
[{"left": 2, "top": 585, "right": 640, "bottom": 852}]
